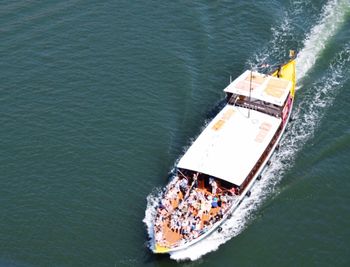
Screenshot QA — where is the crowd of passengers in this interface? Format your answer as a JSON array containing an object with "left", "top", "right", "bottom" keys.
[{"left": 154, "top": 173, "right": 237, "bottom": 246}]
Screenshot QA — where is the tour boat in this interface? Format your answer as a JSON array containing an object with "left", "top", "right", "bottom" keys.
[{"left": 150, "top": 52, "right": 296, "bottom": 254}]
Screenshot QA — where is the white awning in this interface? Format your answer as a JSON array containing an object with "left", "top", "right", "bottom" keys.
[
  {"left": 224, "top": 70, "right": 292, "bottom": 106},
  {"left": 177, "top": 105, "right": 281, "bottom": 186}
]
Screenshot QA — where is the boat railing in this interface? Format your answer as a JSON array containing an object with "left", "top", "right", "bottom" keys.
[
  {"left": 236, "top": 101, "right": 280, "bottom": 118},
  {"left": 228, "top": 93, "right": 282, "bottom": 118},
  {"left": 166, "top": 193, "right": 239, "bottom": 249}
]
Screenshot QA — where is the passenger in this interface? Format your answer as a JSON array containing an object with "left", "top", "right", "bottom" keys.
[
  {"left": 162, "top": 198, "right": 172, "bottom": 212},
  {"left": 194, "top": 199, "right": 200, "bottom": 212},
  {"left": 158, "top": 202, "right": 166, "bottom": 211},
  {"left": 176, "top": 221, "right": 181, "bottom": 233},
  {"left": 211, "top": 196, "right": 219, "bottom": 208},
  {"left": 217, "top": 198, "right": 222, "bottom": 207},
  {"left": 155, "top": 231, "right": 162, "bottom": 242},
  {"left": 193, "top": 172, "right": 199, "bottom": 188},
  {"left": 211, "top": 179, "right": 218, "bottom": 195},
  {"left": 223, "top": 200, "right": 228, "bottom": 210},
  {"left": 229, "top": 186, "right": 237, "bottom": 195},
  {"left": 220, "top": 194, "right": 227, "bottom": 203},
  {"left": 197, "top": 205, "right": 204, "bottom": 218},
  {"left": 191, "top": 222, "right": 196, "bottom": 232},
  {"left": 179, "top": 177, "right": 188, "bottom": 194},
  {"left": 204, "top": 198, "right": 211, "bottom": 214},
  {"left": 169, "top": 187, "right": 178, "bottom": 201},
  {"left": 181, "top": 220, "right": 187, "bottom": 231},
  {"left": 186, "top": 223, "right": 191, "bottom": 234},
  {"left": 173, "top": 177, "right": 180, "bottom": 192},
  {"left": 195, "top": 220, "right": 201, "bottom": 231}
]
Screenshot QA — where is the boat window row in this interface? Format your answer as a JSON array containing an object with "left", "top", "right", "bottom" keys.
[{"left": 226, "top": 93, "right": 290, "bottom": 118}]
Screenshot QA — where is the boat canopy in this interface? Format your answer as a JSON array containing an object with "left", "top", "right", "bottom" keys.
[
  {"left": 177, "top": 105, "right": 281, "bottom": 186},
  {"left": 224, "top": 70, "right": 292, "bottom": 106}
]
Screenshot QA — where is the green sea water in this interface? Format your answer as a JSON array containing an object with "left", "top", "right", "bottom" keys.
[{"left": 0, "top": 0, "right": 349, "bottom": 266}]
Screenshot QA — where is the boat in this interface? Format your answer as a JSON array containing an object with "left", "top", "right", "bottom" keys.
[{"left": 150, "top": 51, "right": 297, "bottom": 254}]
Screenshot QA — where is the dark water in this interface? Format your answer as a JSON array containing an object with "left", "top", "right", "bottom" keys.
[{"left": 0, "top": 0, "right": 349, "bottom": 266}]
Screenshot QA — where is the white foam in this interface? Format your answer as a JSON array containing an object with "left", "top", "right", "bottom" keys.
[
  {"left": 143, "top": 188, "right": 162, "bottom": 244},
  {"left": 296, "top": 0, "right": 350, "bottom": 81},
  {"left": 248, "top": 10, "right": 293, "bottom": 68}
]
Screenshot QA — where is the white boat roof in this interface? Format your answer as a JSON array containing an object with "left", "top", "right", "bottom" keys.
[
  {"left": 224, "top": 70, "right": 292, "bottom": 106},
  {"left": 177, "top": 105, "right": 281, "bottom": 186}
]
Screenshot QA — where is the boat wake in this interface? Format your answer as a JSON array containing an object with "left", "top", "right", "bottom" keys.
[
  {"left": 143, "top": 0, "right": 350, "bottom": 261},
  {"left": 295, "top": 0, "right": 349, "bottom": 81}
]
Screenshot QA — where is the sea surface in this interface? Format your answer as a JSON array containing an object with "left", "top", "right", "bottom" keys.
[{"left": 0, "top": 0, "right": 349, "bottom": 266}]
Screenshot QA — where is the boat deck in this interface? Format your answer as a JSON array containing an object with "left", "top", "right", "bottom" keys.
[{"left": 158, "top": 187, "right": 222, "bottom": 248}]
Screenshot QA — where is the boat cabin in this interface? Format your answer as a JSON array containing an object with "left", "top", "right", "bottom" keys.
[
  {"left": 224, "top": 70, "right": 293, "bottom": 119},
  {"left": 177, "top": 106, "right": 282, "bottom": 194}
]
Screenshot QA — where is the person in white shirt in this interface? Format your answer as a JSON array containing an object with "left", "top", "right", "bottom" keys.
[{"left": 209, "top": 177, "right": 217, "bottom": 195}]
